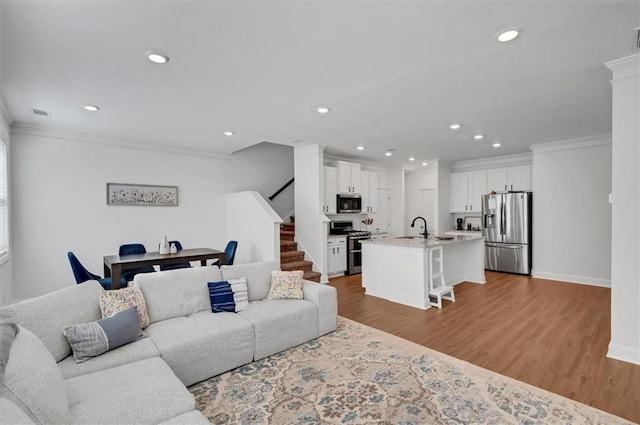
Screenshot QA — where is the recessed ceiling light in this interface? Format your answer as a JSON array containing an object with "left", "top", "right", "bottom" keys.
[
  {"left": 224, "top": 131, "right": 235, "bottom": 136},
  {"left": 493, "top": 143, "right": 501, "bottom": 148},
  {"left": 408, "top": 157, "right": 415, "bottom": 161},
  {"left": 148, "top": 53, "right": 169, "bottom": 64},
  {"left": 385, "top": 151, "right": 392, "bottom": 157},
  {"left": 495, "top": 27, "right": 522, "bottom": 43},
  {"left": 449, "top": 123, "right": 461, "bottom": 130},
  {"left": 474, "top": 134, "right": 484, "bottom": 140},
  {"left": 316, "top": 106, "right": 330, "bottom": 114},
  {"left": 357, "top": 146, "right": 365, "bottom": 150},
  {"left": 83, "top": 105, "right": 100, "bottom": 112},
  {"left": 422, "top": 162, "right": 428, "bottom": 166}
]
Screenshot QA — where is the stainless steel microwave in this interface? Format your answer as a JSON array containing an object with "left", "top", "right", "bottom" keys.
[{"left": 336, "top": 194, "right": 362, "bottom": 213}]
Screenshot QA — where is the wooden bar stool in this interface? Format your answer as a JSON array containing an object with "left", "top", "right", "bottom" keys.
[{"left": 428, "top": 246, "right": 455, "bottom": 308}]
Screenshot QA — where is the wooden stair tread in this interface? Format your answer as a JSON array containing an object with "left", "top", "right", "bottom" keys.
[
  {"left": 281, "top": 260, "right": 313, "bottom": 270},
  {"left": 303, "top": 271, "right": 321, "bottom": 282},
  {"left": 280, "top": 250, "right": 304, "bottom": 258}
]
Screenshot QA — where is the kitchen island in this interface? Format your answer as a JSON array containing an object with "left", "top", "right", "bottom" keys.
[{"left": 361, "top": 234, "right": 485, "bottom": 309}]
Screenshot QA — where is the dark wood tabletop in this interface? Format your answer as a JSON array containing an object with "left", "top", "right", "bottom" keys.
[{"left": 103, "top": 248, "right": 226, "bottom": 289}]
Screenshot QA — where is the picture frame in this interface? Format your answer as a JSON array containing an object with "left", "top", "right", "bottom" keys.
[{"left": 106, "top": 183, "right": 178, "bottom": 206}]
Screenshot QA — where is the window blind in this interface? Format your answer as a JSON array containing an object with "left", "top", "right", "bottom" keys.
[{"left": 0, "top": 140, "right": 7, "bottom": 258}]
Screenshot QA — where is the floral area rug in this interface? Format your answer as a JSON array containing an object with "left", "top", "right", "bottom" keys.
[{"left": 189, "top": 317, "right": 632, "bottom": 425}]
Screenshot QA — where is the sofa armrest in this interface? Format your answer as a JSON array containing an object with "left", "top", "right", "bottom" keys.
[{"left": 302, "top": 280, "right": 337, "bottom": 335}]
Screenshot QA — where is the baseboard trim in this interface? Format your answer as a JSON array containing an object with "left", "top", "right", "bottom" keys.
[
  {"left": 607, "top": 342, "right": 640, "bottom": 365},
  {"left": 532, "top": 270, "right": 611, "bottom": 287}
]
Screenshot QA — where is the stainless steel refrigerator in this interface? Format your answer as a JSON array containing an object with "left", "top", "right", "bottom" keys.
[{"left": 482, "top": 192, "right": 532, "bottom": 274}]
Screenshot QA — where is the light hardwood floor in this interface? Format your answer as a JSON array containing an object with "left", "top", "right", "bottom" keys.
[{"left": 329, "top": 272, "right": 640, "bottom": 423}]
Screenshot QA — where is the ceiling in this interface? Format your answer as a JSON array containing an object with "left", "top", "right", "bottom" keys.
[{"left": 1, "top": 1, "right": 638, "bottom": 166}]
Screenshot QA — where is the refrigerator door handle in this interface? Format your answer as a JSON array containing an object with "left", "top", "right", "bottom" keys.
[
  {"left": 501, "top": 199, "right": 506, "bottom": 235},
  {"left": 485, "top": 242, "right": 522, "bottom": 249}
]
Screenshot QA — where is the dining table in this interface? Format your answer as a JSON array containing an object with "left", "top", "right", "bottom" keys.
[{"left": 103, "top": 247, "right": 226, "bottom": 289}]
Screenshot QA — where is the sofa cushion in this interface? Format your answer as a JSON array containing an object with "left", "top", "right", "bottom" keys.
[
  {"left": 221, "top": 261, "right": 279, "bottom": 301},
  {"left": 65, "top": 357, "right": 195, "bottom": 425},
  {"left": 157, "top": 410, "right": 210, "bottom": 425},
  {"left": 0, "top": 281, "right": 103, "bottom": 362},
  {"left": 0, "top": 397, "right": 35, "bottom": 425},
  {"left": 145, "top": 312, "right": 254, "bottom": 386},
  {"left": 267, "top": 270, "right": 304, "bottom": 300},
  {"left": 63, "top": 307, "right": 146, "bottom": 363},
  {"left": 0, "top": 326, "right": 69, "bottom": 425},
  {"left": 135, "top": 266, "right": 223, "bottom": 323},
  {"left": 208, "top": 277, "right": 249, "bottom": 313},
  {"left": 238, "top": 299, "right": 319, "bottom": 360},
  {"left": 58, "top": 336, "right": 159, "bottom": 379},
  {"left": 99, "top": 285, "right": 150, "bottom": 328},
  {"left": 0, "top": 322, "right": 19, "bottom": 381}
]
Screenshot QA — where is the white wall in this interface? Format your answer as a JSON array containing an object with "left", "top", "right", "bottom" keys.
[
  {"left": 225, "top": 191, "right": 282, "bottom": 264},
  {"left": 388, "top": 168, "right": 406, "bottom": 237},
  {"left": 11, "top": 128, "right": 229, "bottom": 300},
  {"left": 229, "top": 142, "right": 294, "bottom": 220},
  {"left": 293, "top": 144, "right": 328, "bottom": 280},
  {"left": 531, "top": 137, "right": 612, "bottom": 286},
  {"left": 405, "top": 167, "right": 437, "bottom": 235},
  {"left": 606, "top": 53, "right": 640, "bottom": 365},
  {"left": 0, "top": 99, "right": 12, "bottom": 305},
  {"left": 438, "top": 164, "right": 452, "bottom": 233}
]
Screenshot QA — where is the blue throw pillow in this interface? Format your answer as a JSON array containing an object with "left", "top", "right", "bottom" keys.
[
  {"left": 208, "top": 277, "right": 249, "bottom": 313},
  {"left": 63, "top": 307, "right": 146, "bottom": 363}
]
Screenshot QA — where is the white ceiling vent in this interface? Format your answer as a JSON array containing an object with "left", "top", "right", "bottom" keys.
[{"left": 32, "top": 108, "right": 51, "bottom": 117}]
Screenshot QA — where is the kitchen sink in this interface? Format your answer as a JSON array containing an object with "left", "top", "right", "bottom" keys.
[{"left": 396, "top": 236, "right": 428, "bottom": 240}]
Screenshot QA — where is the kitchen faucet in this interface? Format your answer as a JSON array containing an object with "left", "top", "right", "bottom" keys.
[{"left": 410, "top": 216, "right": 429, "bottom": 238}]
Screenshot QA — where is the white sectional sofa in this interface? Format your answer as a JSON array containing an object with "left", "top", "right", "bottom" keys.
[{"left": 0, "top": 261, "right": 337, "bottom": 425}]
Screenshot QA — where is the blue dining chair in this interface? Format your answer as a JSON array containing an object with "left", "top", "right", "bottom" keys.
[
  {"left": 159, "top": 240, "right": 192, "bottom": 271},
  {"left": 119, "top": 243, "right": 156, "bottom": 282},
  {"left": 209, "top": 240, "right": 237, "bottom": 266},
  {"left": 67, "top": 252, "right": 126, "bottom": 290},
  {"left": 224, "top": 240, "right": 238, "bottom": 265}
]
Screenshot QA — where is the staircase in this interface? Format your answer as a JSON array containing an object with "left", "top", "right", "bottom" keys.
[{"left": 280, "top": 222, "right": 321, "bottom": 282}]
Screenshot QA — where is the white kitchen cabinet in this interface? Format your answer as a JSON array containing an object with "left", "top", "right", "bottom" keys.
[
  {"left": 322, "top": 166, "right": 337, "bottom": 214},
  {"left": 486, "top": 168, "right": 508, "bottom": 193},
  {"left": 486, "top": 166, "right": 531, "bottom": 192},
  {"left": 507, "top": 165, "right": 531, "bottom": 191},
  {"left": 360, "top": 171, "right": 378, "bottom": 212},
  {"left": 337, "top": 161, "right": 361, "bottom": 194},
  {"left": 449, "top": 171, "right": 487, "bottom": 213},
  {"left": 327, "top": 237, "right": 347, "bottom": 275},
  {"left": 467, "top": 171, "right": 487, "bottom": 212}
]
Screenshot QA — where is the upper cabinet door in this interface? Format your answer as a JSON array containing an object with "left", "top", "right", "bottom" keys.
[
  {"left": 350, "top": 163, "right": 362, "bottom": 194},
  {"left": 337, "top": 161, "right": 361, "bottom": 194},
  {"left": 467, "top": 171, "right": 487, "bottom": 213},
  {"left": 487, "top": 168, "right": 508, "bottom": 193},
  {"left": 324, "top": 166, "right": 337, "bottom": 214},
  {"left": 507, "top": 166, "right": 531, "bottom": 191},
  {"left": 368, "top": 172, "right": 378, "bottom": 212},
  {"left": 449, "top": 172, "right": 468, "bottom": 212}
]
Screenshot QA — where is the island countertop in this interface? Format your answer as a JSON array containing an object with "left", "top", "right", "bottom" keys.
[{"left": 363, "top": 234, "right": 484, "bottom": 248}]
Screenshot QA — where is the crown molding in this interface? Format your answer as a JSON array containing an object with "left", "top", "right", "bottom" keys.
[
  {"left": 10, "top": 123, "right": 231, "bottom": 160},
  {"left": 529, "top": 134, "right": 611, "bottom": 155},
  {"left": 453, "top": 152, "right": 532, "bottom": 172},
  {"left": 605, "top": 53, "right": 640, "bottom": 80}
]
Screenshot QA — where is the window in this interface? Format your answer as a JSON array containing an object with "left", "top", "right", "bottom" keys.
[{"left": 0, "top": 140, "right": 7, "bottom": 261}]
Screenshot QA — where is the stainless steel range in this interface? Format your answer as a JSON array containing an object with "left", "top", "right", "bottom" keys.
[{"left": 329, "top": 221, "right": 371, "bottom": 275}]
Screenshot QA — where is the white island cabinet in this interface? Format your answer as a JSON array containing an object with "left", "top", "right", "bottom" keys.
[{"left": 361, "top": 235, "right": 485, "bottom": 309}]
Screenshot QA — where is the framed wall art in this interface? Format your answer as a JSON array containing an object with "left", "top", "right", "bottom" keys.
[{"left": 106, "top": 183, "right": 178, "bottom": 206}]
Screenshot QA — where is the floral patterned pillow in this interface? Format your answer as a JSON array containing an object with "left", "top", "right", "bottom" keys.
[
  {"left": 267, "top": 270, "right": 304, "bottom": 300},
  {"left": 99, "top": 285, "right": 150, "bottom": 328}
]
